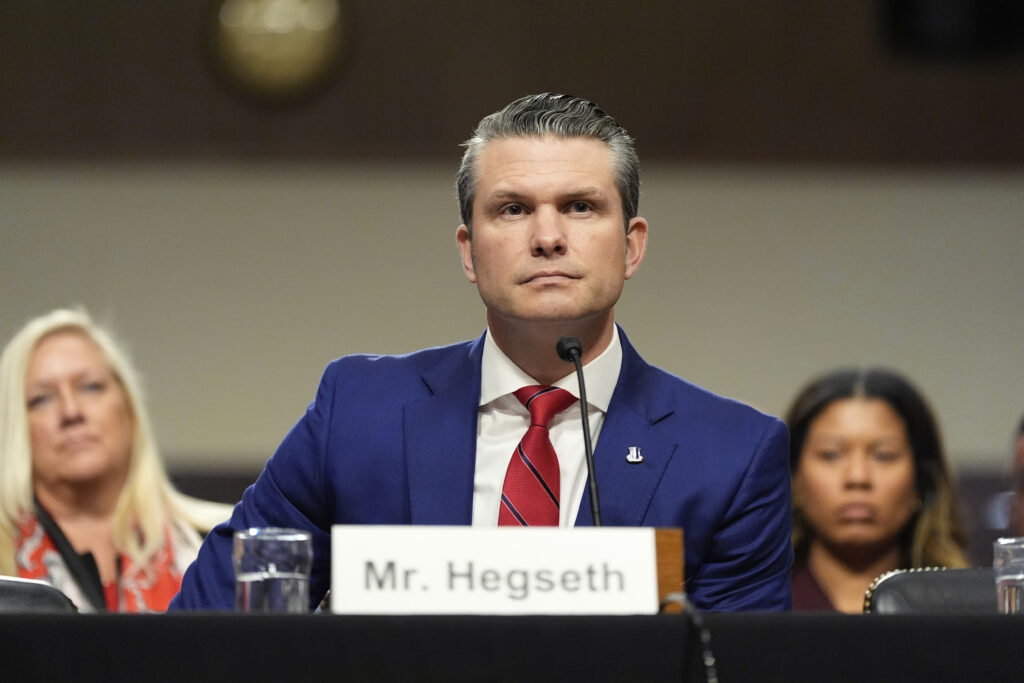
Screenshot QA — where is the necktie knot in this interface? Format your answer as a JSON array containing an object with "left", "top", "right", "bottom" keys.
[{"left": 513, "top": 385, "right": 578, "bottom": 428}]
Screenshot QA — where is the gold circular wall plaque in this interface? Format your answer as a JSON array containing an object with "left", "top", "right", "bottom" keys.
[{"left": 208, "top": 0, "right": 346, "bottom": 102}]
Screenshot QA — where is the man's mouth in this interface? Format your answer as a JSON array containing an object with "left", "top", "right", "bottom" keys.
[{"left": 523, "top": 271, "right": 578, "bottom": 284}]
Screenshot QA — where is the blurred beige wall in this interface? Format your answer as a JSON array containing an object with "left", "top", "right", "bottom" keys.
[{"left": 2, "top": 162, "right": 1022, "bottom": 471}]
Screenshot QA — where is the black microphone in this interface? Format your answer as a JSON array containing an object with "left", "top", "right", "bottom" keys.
[{"left": 556, "top": 336, "right": 602, "bottom": 527}]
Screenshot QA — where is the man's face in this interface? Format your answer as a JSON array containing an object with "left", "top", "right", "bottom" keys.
[{"left": 456, "top": 135, "right": 646, "bottom": 327}]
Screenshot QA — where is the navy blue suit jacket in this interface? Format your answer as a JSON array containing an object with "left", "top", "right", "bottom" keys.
[{"left": 171, "top": 328, "right": 792, "bottom": 611}]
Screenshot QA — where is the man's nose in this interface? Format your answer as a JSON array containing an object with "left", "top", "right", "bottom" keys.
[{"left": 530, "top": 208, "right": 567, "bottom": 256}]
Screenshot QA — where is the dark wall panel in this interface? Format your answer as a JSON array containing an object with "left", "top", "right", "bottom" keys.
[{"left": 2, "top": 1, "right": 1022, "bottom": 164}]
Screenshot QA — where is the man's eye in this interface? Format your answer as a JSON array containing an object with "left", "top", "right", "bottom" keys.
[
  {"left": 571, "top": 202, "right": 591, "bottom": 213},
  {"left": 501, "top": 204, "right": 524, "bottom": 216}
]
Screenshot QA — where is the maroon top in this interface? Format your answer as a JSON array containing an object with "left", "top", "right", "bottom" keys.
[{"left": 791, "top": 561, "right": 837, "bottom": 612}]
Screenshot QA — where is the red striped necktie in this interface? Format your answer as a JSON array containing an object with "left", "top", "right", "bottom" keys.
[{"left": 498, "top": 385, "right": 578, "bottom": 526}]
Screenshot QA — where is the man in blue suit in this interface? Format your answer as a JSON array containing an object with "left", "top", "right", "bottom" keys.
[{"left": 171, "top": 93, "right": 792, "bottom": 611}]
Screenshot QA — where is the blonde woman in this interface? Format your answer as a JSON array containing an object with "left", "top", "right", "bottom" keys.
[{"left": 0, "top": 309, "right": 230, "bottom": 612}]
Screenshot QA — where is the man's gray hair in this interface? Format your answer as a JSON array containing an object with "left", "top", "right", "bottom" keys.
[{"left": 456, "top": 93, "right": 639, "bottom": 235}]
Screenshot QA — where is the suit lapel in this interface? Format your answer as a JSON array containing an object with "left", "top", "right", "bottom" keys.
[
  {"left": 575, "top": 328, "right": 678, "bottom": 527},
  {"left": 402, "top": 329, "right": 674, "bottom": 527},
  {"left": 405, "top": 336, "right": 484, "bottom": 524}
]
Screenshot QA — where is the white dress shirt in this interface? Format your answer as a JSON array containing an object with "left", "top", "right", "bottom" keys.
[{"left": 471, "top": 329, "right": 623, "bottom": 527}]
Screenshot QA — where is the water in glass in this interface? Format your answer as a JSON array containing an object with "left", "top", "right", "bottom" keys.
[{"left": 235, "top": 571, "right": 309, "bottom": 613}]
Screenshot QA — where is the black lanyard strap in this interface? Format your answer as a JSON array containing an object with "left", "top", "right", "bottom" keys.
[{"left": 32, "top": 499, "right": 109, "bottom": 612}]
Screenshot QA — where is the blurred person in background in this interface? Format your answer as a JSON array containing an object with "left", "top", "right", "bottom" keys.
[
  {"left": 0, "top": 309, "right": 230, "bottom": 612},
  {"left": 785, "top": 367, "right": 968, "bottom": 612},
  {"left": 1005, "top": 414, "right": 1024, "bottom": 537}
]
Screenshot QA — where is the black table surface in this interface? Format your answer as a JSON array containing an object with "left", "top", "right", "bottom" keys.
[{"left": 2, "top": 612, "right": 1022, "bottom": 682}]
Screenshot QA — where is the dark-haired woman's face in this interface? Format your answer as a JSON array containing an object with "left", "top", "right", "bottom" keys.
[{"left": 793, "top": 398, "right": 918, "bottom": 552}]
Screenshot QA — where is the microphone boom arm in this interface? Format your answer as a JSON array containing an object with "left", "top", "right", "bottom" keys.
[{"left": 556, "top": 336, "right": 602, "bottom": 527}]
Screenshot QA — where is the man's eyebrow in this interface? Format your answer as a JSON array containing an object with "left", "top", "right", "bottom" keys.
[
  {"left": 484, "top": 190, "right": 527, "bottom": 203},
  {"left": 565, "top": 187, "right": 606, "bottom": 198},
  {"left": 485, "top": 187, "right": 609, "bottom": 201},
  {"left": 553, "top": 188, "right": 613, "bottom": 206}
]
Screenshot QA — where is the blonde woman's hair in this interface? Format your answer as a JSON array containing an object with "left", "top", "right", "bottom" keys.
[{"left": 0, "top": 308, "right": 225, "bottom": 576}]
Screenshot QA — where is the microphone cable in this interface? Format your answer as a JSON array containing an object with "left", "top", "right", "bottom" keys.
[{"left": 660, "top": 592, "right": 719, "bottom": 683}]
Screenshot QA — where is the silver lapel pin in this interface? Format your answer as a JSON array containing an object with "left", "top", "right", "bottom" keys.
[{"left": 626, "top": 446, "right": 644, "bottom": 464}]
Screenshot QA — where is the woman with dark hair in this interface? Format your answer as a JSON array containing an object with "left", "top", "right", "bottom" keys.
[{"left": 786, "top": 367, "right": 967, "bottom": 612}]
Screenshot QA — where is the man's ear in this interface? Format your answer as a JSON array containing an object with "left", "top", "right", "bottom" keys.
[
  {"left": 456, "top": 224, "right": 477, "bottom": 283},
  {"left": 624, "top": 216, "right": 648, "bottom": 280}
]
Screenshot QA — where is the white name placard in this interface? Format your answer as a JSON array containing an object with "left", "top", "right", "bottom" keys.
[{"left": 330, "top": 525, "right": 659, "bottom": 615}]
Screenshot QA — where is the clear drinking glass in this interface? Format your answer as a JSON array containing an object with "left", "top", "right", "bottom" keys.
[
  {"left": 233, "top": 527, "right": 313, "bottom": 613},
  {"left": 993, "top": 537, "right": 1024, "bottom": 614}
]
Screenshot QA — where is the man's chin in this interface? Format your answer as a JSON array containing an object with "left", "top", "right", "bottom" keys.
[{"left": 496, "top": 305, "right": 607, "bottom": 325}]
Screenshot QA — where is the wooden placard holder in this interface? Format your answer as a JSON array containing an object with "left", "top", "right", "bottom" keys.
[{"left": 655, "top": 528, "right": 684, "bottom": 613}]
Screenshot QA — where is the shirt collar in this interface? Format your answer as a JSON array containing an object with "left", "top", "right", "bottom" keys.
[{"left": 479, "top": 327, "right": 622, "bottom": 412}]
